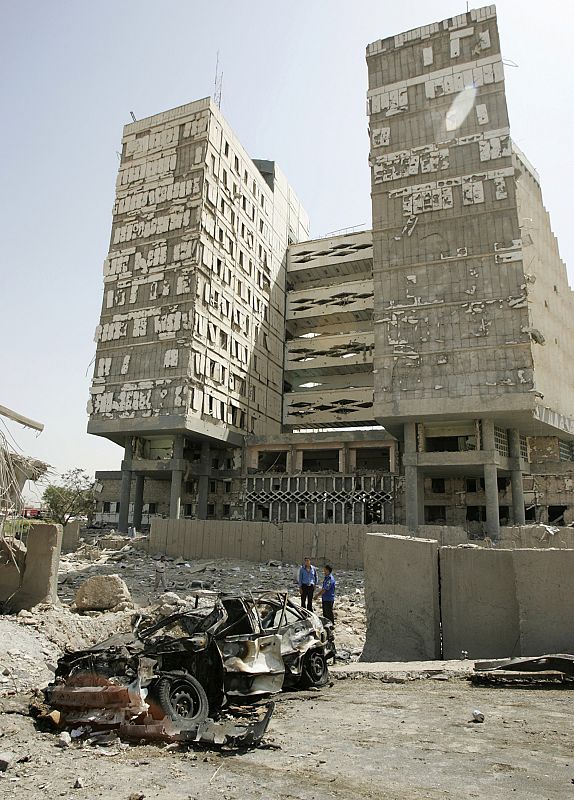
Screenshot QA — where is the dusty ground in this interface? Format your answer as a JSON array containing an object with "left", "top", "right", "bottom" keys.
[
  {"left": 1, "top": 535, "right": 572, "bottom": 798},
  {"left": 0, "top": 680, "right": 572, "bottom": 799}
]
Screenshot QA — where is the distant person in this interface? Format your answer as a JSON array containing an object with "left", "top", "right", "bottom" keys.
[
  {"left": 298, "top": 556, "right": 318, "bottom": 611},
  {"left": 316, "top": 564, "right": 336, "bottom": 623},
  {"left": 154, "top": 555, "right": 167, "bottom": 591}
]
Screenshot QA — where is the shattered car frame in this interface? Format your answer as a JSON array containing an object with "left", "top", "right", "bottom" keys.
[{"left": 47, "top": 591, "right": 334, "bottom": 744}]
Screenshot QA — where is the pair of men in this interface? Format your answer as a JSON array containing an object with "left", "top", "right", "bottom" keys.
[{"left": 298, "top": 556, "right": 336, "bottom": 623}]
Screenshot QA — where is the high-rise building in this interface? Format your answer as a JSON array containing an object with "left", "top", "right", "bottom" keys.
[
  {"left": 88, "top": 98, "right": 308, "bottom": 531},
  {"left": 91, "top": 7, "right": 574, "bottom": 537},
  {"left": 367, "top": 5, "right": 574, "bottom": 536}
]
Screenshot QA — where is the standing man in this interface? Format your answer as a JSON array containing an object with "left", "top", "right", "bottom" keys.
[
  {"left": 316, "top": 564, "right": 336, "bottom": 623},
  {"left": 298, "top": 556, "right": 318, "bottom": 611},
  {"left": 154, "top": 554, "right": 167, "bottom": 591}
]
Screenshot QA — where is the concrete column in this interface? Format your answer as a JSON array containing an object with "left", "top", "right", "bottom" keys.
[
  {"left": 404, "top": 423, "right": 419, "bottom": 531},
  {"left": 417, "top": 471, "right": 425, "bottom": 524},
  {"left": 132, "top": 475, "right": 145, "bottom": 530},
  {"left": 481, "top": 418, "right": 495, "bottom": 452},
  {"left": 196, "top": 440, "right": 211, "bottom": 520},
  {"left": 483, "top": 463, "right": 500, "bottom": 540},
  {"left": 118, "top": 438, "right": 133, "bottom": 534},
  {"left": 508, "top": 428, "right": 525, "bottom": 525},
  {"left": 169, "top": 435, "right": 184, "bottom": 520},
  {"left": 481, "top": 419, "right": 499, "bottom": 539},
  {"left": 339, "top": 444, "right": 349, "bottom": 473}
]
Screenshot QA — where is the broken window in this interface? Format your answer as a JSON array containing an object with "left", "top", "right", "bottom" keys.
[
  {"left": 425, "top": 506, "right": 446, "bottom": 524},
  {"left": 257, "top": 451, "right": 287, "bottom": 472},
  {"left": 207, "top": 503, "right": 215, "bottom": 519},
  {"left": 548, "top": 505, "right": 567, "bottom": 525},
  {"left": 302, "top": 449, "right": 340, "bottom": 473},
  {"left": 425, "top": 436, "right": 461, "bottom": 452},
  {"left": 147, "top": 503, "right": 157, "bottom": 514},
  {"left": 355, "top": 448, "right": 391, "bottom": 472},
  {"left": 466, "top": 505, "right": 483, "bottom": 522},
  {"left": 223, "top": 504, "right": 231, "bottom": 517},
  {"left": 431, "top": 478, "right": 446, "bottom": 494}
]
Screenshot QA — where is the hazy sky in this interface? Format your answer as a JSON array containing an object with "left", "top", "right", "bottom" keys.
[{"left": 1, "top": 0, "right": 572, "bottom": 498}]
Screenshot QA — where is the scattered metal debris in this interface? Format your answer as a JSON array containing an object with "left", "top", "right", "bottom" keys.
[{"left": 473, "top": 654, "right": 574, "bottom": 685}]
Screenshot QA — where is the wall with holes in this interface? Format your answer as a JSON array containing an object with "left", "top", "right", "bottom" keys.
[
  {"left": 366, "top": 7, "right": 551, "bottom": 424},
  {"left": 283, "top": 231, "right": 376, "bottom": 427},
  {"left": 89, "top": 98, "right": 309, "bottom": 444}
]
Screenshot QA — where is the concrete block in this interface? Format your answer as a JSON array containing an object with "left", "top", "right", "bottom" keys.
[
  {"left": 362, "top": 533, "right": 440, "bottom": 661},
  {"left": 440, "top": 546, "right": 519, "bottom": 660},
  {"left": 62, "top": 521, "right": 80, "bottom": 553},
  {"left": 11, "top": 524, "right": 62, "bottom": 611},
  {"left": 513, "top": 548, "right": 574, "bottom": 655}
]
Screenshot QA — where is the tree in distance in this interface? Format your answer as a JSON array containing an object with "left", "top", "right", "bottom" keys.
[{"left": 42, "top": 468, "right": 95, "bottom": 526}]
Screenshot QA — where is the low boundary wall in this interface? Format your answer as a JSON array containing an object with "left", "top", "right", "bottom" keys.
[
  {"left": 362, "top": 534, "right": 574, "bottom": 661},
  {"left": 148, "top": 521, "right": 468, "bottom": 570},
  {"left": 150, "top": 519, "right": 367, "bottom": 570}
]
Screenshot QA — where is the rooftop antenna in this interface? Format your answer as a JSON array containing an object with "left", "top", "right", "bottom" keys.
[
  {"left": 214, "top": 51, "right": 223, "bottom": 109},
  {"left": 130, "top": 111, "right": 137, "bottom": 122}
]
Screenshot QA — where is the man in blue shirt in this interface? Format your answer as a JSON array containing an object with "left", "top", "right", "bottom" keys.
[
  {"left": 316, "top": 564, "right": 336, "bottom": 623},
  {"left": 298, "top": 556, "right": 318, "bottom": 611}
]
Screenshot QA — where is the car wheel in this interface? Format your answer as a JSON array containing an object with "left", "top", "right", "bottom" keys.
[
  {"left": 155, "top": 672, "right": 209, "bottom": 729},
  {"left": 302, "top": 650, "right": 329, "bottom": 687}
]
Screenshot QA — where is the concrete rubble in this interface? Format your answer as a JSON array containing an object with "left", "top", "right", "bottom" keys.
[{"left": 73, "top": 574, "right": 133, "bottom": 611}]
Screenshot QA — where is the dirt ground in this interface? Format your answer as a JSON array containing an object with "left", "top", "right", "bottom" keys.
[
  {"left": 0, "top": 536, "right": 572, "bottom": 798},
  {"left": 1, "top": 679, "right": 572, "bottom": 799}
]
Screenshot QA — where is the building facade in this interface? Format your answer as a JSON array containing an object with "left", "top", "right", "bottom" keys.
[
  {"left": 367, "top": 5, "right": 574, "bottom": 537},
  {"left": 88, "top": 98, "right": 308, "bottom": 531},
  {"left": 91, "top": 7, "right": 574, "bottom": 536}
]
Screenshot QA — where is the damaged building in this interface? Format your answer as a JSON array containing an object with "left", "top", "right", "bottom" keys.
[
  {"left": 88, "top": 98, "right": 309, "bottom": 531},
  {"left": 367, "top": 4, "right": 574, "bottom": 537},
  {"left": 92, "top": 6, "right": 574, "bottom": 535}
]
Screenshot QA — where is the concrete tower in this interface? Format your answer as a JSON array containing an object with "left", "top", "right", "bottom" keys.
[
  {"left": 88, "top": 98, "right": 308, "bottom": 531},
  {"left": 367, "top": 6, "right": 574, "bottom": 537}
]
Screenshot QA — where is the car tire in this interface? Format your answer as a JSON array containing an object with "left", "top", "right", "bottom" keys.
[
  {"left": 301, "top": 650, "right": 330, "bottom": 687},
  {"left": 155, "top": 672, "right": 209, "bottom": 729}
]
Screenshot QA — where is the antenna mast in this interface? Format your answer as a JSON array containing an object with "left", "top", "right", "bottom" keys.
[{"left": 214, "top": 51, "right": 223, "bottom": 109}]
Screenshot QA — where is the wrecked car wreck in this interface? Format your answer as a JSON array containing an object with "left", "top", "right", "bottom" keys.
[{"left": 47, "top": 592, "right": 334, "bottom": 746}]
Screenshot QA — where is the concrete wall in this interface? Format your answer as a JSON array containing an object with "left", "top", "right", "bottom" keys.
[
  {"left": 440, "top": 546, "right": 520, "bottom": 660},
  {"left": 361, "top": 534, "right": 440, "bottom": 661},
  {"left": 497, "top": 525, "right": 574, "bottom": 549},
  {"left": 149, "top": 518, "right": 367, "bottom": 570},
  {"left": 513, "top": 549, "right": 574, "bottom": 656},
  {"left": 440, "top": 545, "right": 574, "bottom": 659},
  {"left": 0, "top": 524, "right": 62, "bottom": 611}
]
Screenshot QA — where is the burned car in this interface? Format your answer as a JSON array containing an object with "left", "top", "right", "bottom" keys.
[{"left": 47, "top": 592, "right": 334, "bottom": 743}]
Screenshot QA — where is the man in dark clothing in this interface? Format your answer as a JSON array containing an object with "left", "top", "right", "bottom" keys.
[
  {"left": 316, "top": 564, "right": 336, "bottom": 623},
  {"left": 298, "top": 556, "right": 318, "bottom": 611}
]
